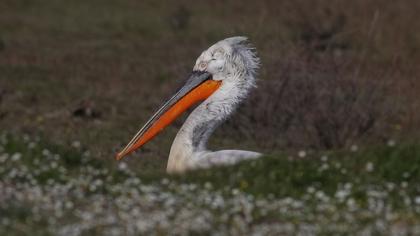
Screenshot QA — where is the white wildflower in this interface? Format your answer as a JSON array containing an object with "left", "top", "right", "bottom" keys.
[
  {"left": 28, "top": 142, "right": 36, "bottom": 149},
  {"left": 365, "top": 162, "right": 374, "bottom": 172},
  {"left": 319, "top": 163, "right": 329, "bottom": 171},
  {"left": 0, "top": 154, "right": 8, "bottom": 163},
  {"left": 118, "top": 162, "right": 127, "bottom": 170},
  {"left": 307, "top": 186, "right": 316, "bottom": 194},
  {"left": 72, "top": 141, "right": 81, "bottom": 149},
  {"left": 298, "top": 150, "right": 306, "bottom": 158},
  {"left": 42, "top": 149, "right": 50, "bottom": 156},
  {"left": 11, "top": 153, "right": 22, "bottom": 161}
]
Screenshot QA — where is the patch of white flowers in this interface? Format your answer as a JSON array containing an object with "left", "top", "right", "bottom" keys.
[{"left": 0, "top": 133, "right": 420, "bottom": 235}]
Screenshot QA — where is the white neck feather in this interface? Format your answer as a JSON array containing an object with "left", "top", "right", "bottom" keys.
[{"left": 166, "top": 74, "right": 255, "bottom": 173}]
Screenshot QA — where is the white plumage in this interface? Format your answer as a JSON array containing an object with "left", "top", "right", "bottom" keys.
[
  {"left": 116, "top": 36, "right": 262, "bottom": 173},
  {"left": 167, "top": 37, "right": 262, "bottom": 173}
]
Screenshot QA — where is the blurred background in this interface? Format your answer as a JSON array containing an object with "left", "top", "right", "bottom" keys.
[
  {"left": 2, "top": 1, "right": 420, "bottom": 235},
  {"left": 1, "top": 0, "right": 419, "bottom": 170}
]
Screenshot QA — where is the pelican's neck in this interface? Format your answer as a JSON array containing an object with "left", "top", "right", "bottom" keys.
[{"left": 166, "top": 75, "right": 254, "bottom": 173}]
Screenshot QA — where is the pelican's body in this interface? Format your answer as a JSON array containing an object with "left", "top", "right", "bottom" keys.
[{"left": 117, "top": 37, "right": 262, "bottom": 173}]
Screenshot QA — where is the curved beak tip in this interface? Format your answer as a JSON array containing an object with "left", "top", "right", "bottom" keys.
[{"left": 115, "top": 152, "right": 125, "bottom": 161}]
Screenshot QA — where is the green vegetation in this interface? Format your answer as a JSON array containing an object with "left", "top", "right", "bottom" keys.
[
  {"left": 1, "top": 134, "right": 420, "bottom": 235},
  {"left": 1, "top": 0, "right": 420, "bottom": 234},
  {"left": 1, "top": 0, "right": 420, "bottom": 165},
  {"left": 183, "top": 144, "right": 420, "bottom": 198}
]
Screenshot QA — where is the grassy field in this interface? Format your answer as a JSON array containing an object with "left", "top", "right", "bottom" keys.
[
  {"left": 1, "top": 133, "right": 420, "bottom": 235},
  {"left": 1, "top": 0, "right": 420, "bottom": 234}
]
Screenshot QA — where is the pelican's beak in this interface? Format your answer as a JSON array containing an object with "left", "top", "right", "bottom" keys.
[{"left": 116, "top": 71, "right": 221, "bottom": 160}]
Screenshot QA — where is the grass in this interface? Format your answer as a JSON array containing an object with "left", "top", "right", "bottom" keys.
[
  {"left": 1, "top": 0, "right": 420, "bottom": 234},
  {"left": 1, "top": 0, "right": 420, "bottom": 165},
  {"left": 182, "top": 144, "right": 420, "bottom": 198},
  {"left": 1, "top": 133, "right": 420, "bottom": 235}
]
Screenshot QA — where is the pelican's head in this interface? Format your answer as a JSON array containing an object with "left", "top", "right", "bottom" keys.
[
  {"left": 194, "top": 36, "right": 260, "bottom": 83},
  {"left": 116, "top": 36, "right": 259, "bottom": 160}
]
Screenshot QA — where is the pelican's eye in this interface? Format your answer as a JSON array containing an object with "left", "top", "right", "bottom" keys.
[
  {"left": 199, "top": 61, "right": 208, "bottom": 70},
  {"left": 213, "top": 48, "right": 225, "bottom": 58}
]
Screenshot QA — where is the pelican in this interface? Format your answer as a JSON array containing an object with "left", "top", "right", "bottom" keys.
[{"left": 116, "top": 36, "right": 262, "bottom": 173}]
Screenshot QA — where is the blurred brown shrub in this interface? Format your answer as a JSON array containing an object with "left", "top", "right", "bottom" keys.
[{"left": 225, "top": 48, "right": 397, "bottom": 150}]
